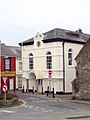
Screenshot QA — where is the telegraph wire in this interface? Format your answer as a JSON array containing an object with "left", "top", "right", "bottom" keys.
[
  {"left": 0, "top": 20, "right": 37, "bottom": 40},
  {"left": 0, "top": 20, "right": 36, "bottom": 33}
]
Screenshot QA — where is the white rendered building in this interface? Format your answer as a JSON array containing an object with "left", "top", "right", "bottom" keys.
[{"left": 19, "top": 28, "right": 89, "bottom": 93}]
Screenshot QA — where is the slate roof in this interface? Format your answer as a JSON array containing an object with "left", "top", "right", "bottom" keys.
[
  {"left": 0, "top": 43, "right": 15, "bottom": 57},
  {"left": 19, "top": 28, "right": 90, "bottom": 45},
  {"left": 0, "top": 43, "right": 21, "bottom": 58},
  {"left": 8, "top": 46, "right": 21, "bottom": 59}
]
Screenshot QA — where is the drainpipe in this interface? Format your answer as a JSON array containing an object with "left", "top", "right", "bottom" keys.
[
  {"left": 26, "top": 79, "right": 29, "bottom": 92},
  {"left": 62, "top": 41, "right": 65, "bottom": 93}
]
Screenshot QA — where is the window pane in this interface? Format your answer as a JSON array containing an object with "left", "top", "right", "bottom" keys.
[
  {"left": 5, "top": 58, "right": 10, "bottom": 70},
  {"left": 29, "top": 53, "right": 33, "bottom": 69},
  {"left": 68, "top": 48, "right": 72, "bottom": 52},
  {"left": 68, "top": 52, "right": 72, "bottom": 65},
  {"left": 47, "top": 52, "right": 51, "bottom": 55},
  {"left": 46, "top": 52, "right": 52, "bottom": 69},
  {"left": 18, "top": 77, "right": 22, "bottom": 88},
  {"left": 19, "top": 62, "right": 22, "bottom": 70}
]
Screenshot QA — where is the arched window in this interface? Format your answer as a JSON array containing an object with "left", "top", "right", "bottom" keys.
[
  {"left": 46, "top": 51, "right": 52, "bottom": 69},
  {"left": 29, "top": 53, "right": 33, "bottom": 69},
  {"left": 68, "top": 49, "right": 72, "bottom": 65}
]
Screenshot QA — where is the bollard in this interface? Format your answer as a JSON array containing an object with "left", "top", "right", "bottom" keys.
[
  {"left": 53, "top": 88, "right": 55, "bottom": 98},
  {"left": 47, "top": 86, "right": 49, "bottom": 96},
  {"left": 22, "top": 86, "right": 24, "bottom": 93},
  {"left": 32, "top": 86, "right": 34, "bottom": 94},
  {"left": 42, "top": 86, "right": 43, "bottom": 95}
]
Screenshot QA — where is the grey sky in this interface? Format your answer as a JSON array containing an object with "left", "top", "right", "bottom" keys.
[{"left": 0, "top": 0, "right": 90, "bottom": 46}]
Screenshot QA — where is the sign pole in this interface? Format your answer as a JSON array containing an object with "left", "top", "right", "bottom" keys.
[
  {"left": 4, "top": 91, "right": 6, "bottom": 102},
  {"left": 2, "top": 77, "right": 8, "bottom": 103},
  {"left": 48, "top": 70, "right": 52, "bottom": 94},
  {"left": 49, "top": 78, "right": 51, "bottom": 93},
  {"left": 2, "top": 85, "right": 7, "bottom": 103}
]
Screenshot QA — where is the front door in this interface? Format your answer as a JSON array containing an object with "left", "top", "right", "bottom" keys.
[
  {"left": 9, "top": 78, "right": 14, "bottom": 90},
  {"left": 37, "top": 79, "right": 43, "bottom": 93}
]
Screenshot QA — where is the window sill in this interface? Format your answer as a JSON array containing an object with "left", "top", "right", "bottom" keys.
[{"left": 68, "top": 65, "right": 75, "bottom": 68}]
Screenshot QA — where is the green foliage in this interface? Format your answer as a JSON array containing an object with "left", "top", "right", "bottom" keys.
[
  {"left": 0, "top": 94, "right": 4, "bottom": 100},
  {"left": 0, "top": 93, "right": 17, "bottom": 100},
  {"left": 6, "top": 93, "right": 13, "bottom": 100}
]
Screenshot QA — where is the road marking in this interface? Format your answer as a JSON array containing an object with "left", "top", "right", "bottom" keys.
[
  {"left": 39, "top": 100, "right": 47, "bottom": 103},
  {"left": 66, "top": 115, "right": 90, "bottom": 119},
  {"left": 23, "top": 104, "right": 54, "bottom": 113},
  {"left": 10, "top": 99, "right": 27, "bottom": 109},
  {"left": 23, "top": 105, "right": 29, "bottom": 108},
  {"left": 0, "top": 110, "right": 15, "bottom": 113},
  {"left": 28, "top": 105, "right": 34, "bottom": 109},
  {"left": 34, "top": 108, "right": 38, "bottom": 110},
  {"left": 35, "top": 107, "right": 40, "bottom": 109},
  {"left": 48, "top": 110, "right": 54, "bottom": 112},
  {"left": 45, "top": 111, "right": 49, "bottom": 112},
  {"left": 40, "top": 107, "right": 45, "bottom": 110},
  {"left": 30, "top": 97, "right": 39, "bottom": 100},
  {"left": 35, "top": 100, "right": 39, "bottom": 102}
]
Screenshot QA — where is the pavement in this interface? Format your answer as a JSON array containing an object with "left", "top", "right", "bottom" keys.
[
  {"left": 32, "top": 93, "right": 90, "bottom": 104},
  {"left": 17, "top": 91, "right": 90, "bottom": 105}
]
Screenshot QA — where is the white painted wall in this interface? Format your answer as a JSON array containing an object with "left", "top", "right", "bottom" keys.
[
  {"left": 16, "top": 59, "right": 22, "bottom": 89},
  {"left": 64, "top": 42, "right": 83, "bottom": 92},
  {"left": 22, "top": 36, "right": 63, "bottom": 93},
  {"left": 22, "top": 33, "right": 84, "bottom": 93},
  {"left": 23, "top": 41, "right": 63, "bottom": 79}
]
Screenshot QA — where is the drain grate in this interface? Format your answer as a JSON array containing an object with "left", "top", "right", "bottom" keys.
[{"left": 66, "top": 115, "right": 90, "bottom": 119}]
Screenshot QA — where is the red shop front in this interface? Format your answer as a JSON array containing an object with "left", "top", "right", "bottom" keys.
[{"left": 1, "top": 72, "right": 16, "bottom": 93}]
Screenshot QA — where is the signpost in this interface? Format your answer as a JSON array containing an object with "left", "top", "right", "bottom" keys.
[
  {"left": 3, "top": 85, "right": 7, "bottom": 101},
  {"left": 2, "top": 85, "right": 7, "bottom": 92},
  {"left": 2, "top": 77, "right": 8, "bottom": 102},
  {"left": 48, "top": 70, "right": 52, "bottom": 93},
  {"left": 48, "top": 70, "right": 52, "bottom": 78}
]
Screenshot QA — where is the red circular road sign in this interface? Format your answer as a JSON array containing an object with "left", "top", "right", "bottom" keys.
[
  {"left": 48, "top": 70, "right": 52, "bottom": 78},
  {"left": 2, "top": 85, "right": 7, "bottom": 92}
]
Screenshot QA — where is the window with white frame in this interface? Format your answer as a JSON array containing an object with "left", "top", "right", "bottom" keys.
[
  {"left": 68, "top": 48, "right": 72, "bottom": 65},
  {"left": 29, "top": 53, "right": 33, "bottom": 69},
  {"left": 38, "top": 79, "right": 43, "bottom": 86},
  {"left": 18, "top": 77, "right": 22, "bottom": 88},
  {"left": 46, "top": 51, "right": 52, "bottom": 69},
  {"left": 19, "top": 62, "right": 22, "bottom": 70},
  {"left": 5, "top": 58, "right": 10, "bottom": 71}
]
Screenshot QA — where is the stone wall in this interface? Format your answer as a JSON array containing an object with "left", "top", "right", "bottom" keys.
[{"left": 72, "top": 38, "right": 90, "bottom": 100}]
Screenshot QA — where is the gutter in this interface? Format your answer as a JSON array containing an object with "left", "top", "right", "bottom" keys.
[{"left": 62, "top": 41, "right": 65, "bottom": 93}]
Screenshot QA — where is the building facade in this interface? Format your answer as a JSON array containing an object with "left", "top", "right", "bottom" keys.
[
  {"left": 0, "top": 43, "right": 16, "bottom": 92},
  {"left": 72, "top": 38, "right": 90, "bottom": 100},
  {"left": 8, "top": 46, "right": 22, "bottom": 90},
  {"left": 19, "top": 28, "right": 89, "bottom": 93}
]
